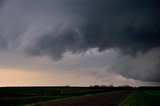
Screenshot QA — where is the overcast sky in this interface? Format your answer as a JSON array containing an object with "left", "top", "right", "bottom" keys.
[{"left": 0, "top": 0, "right": 160, "bottom": 86}]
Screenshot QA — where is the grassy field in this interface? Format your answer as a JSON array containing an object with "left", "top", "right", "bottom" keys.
[
  {"left": 119, "top": 87, "right": 160, "bottom": 106},
  {"left": 0, "top": 86, "right": 131, "bottom": 106}
]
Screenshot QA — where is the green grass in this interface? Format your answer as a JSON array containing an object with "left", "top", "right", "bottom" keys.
[{"left": 119, "top": 89, "right": 160, "bottom": 106}]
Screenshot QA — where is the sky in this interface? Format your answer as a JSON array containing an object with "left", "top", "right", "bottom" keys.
[{"left": 0, "top": 0, "right": 160, "bottom": 87}]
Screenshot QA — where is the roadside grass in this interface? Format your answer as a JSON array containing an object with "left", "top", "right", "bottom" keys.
[
  {"left": 118, "top": 91, "right": 135, "bottom": 106},
  {"left": 119, "top": 90, "right": 160, "bottom": 106}
]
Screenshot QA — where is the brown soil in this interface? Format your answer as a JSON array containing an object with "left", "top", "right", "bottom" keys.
[{"left": 38, "top": 90, "right": 132, "bottom": 106}]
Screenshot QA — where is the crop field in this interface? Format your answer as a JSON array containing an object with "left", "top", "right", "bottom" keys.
[
  {"left": 119, "top": 87, "right": 160, "bottom": 106},
  {"left": 0, "top": 86, "right": 131, "bottom": 106}
]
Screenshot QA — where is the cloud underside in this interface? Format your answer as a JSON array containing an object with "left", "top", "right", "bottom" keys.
[{"left": 0, "top": 0, "right": 160, "bottom": 82}]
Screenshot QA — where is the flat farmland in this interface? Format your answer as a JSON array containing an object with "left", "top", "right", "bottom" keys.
[{"left": 0, "top": 86, "right": 132, "bottom": 106}]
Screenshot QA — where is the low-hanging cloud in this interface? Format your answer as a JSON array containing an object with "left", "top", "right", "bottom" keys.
[
  {"left": 0, "top": 0, "right": 160, "bottom": 82},
  {"left": 111, "top": 47, "right": 160, "bottom": 82}
]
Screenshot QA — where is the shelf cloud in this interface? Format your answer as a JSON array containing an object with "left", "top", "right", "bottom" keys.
[{"left": 0, "top": 0, "right": 160, "bottom": 83}]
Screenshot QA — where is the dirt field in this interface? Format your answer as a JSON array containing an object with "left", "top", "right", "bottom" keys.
[{"left": 39, "top": 90, "right": 132, "bottom": 106}]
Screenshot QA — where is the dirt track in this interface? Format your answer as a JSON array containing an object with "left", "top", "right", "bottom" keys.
[{"left": 39, "top": 90, "right": 132, "bottom": 106}]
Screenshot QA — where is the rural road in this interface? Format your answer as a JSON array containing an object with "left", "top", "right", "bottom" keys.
[{"left": 38, "top": 90, "right": 132, "bottom": 106}]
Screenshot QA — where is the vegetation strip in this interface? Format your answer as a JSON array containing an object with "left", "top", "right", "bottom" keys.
[{"left": 118, "top": 91, "right": 135, "bottom": 106}]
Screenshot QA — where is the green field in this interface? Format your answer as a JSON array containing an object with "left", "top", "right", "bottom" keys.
[
  {"left": 0, "top": 86, "right": 131, "bottom": 106},
  {"left": 119, "top": 87, "right": 160, "bottom": 106}
]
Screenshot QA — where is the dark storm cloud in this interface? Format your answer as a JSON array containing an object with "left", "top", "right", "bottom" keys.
[
  {"left": 18, "top": 0, "right": 160, "bottom": 60},
  {"left": 0, "top": 0, "right": 160, "bottom": 82}
]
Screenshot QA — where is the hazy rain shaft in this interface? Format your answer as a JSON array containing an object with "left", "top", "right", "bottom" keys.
[{"left": 0, "top": 0, "right": 160, "bottom": 83}]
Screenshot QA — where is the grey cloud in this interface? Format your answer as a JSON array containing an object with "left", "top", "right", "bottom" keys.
[
  {"left": 49, "top": 48, "right": 160, "bottom": 83},
  {"left": 111, "top": 48, "right": 160, "bottom": 82},
  {"left": 0, "top": 0, "right": 160, "bottom": 82}
]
